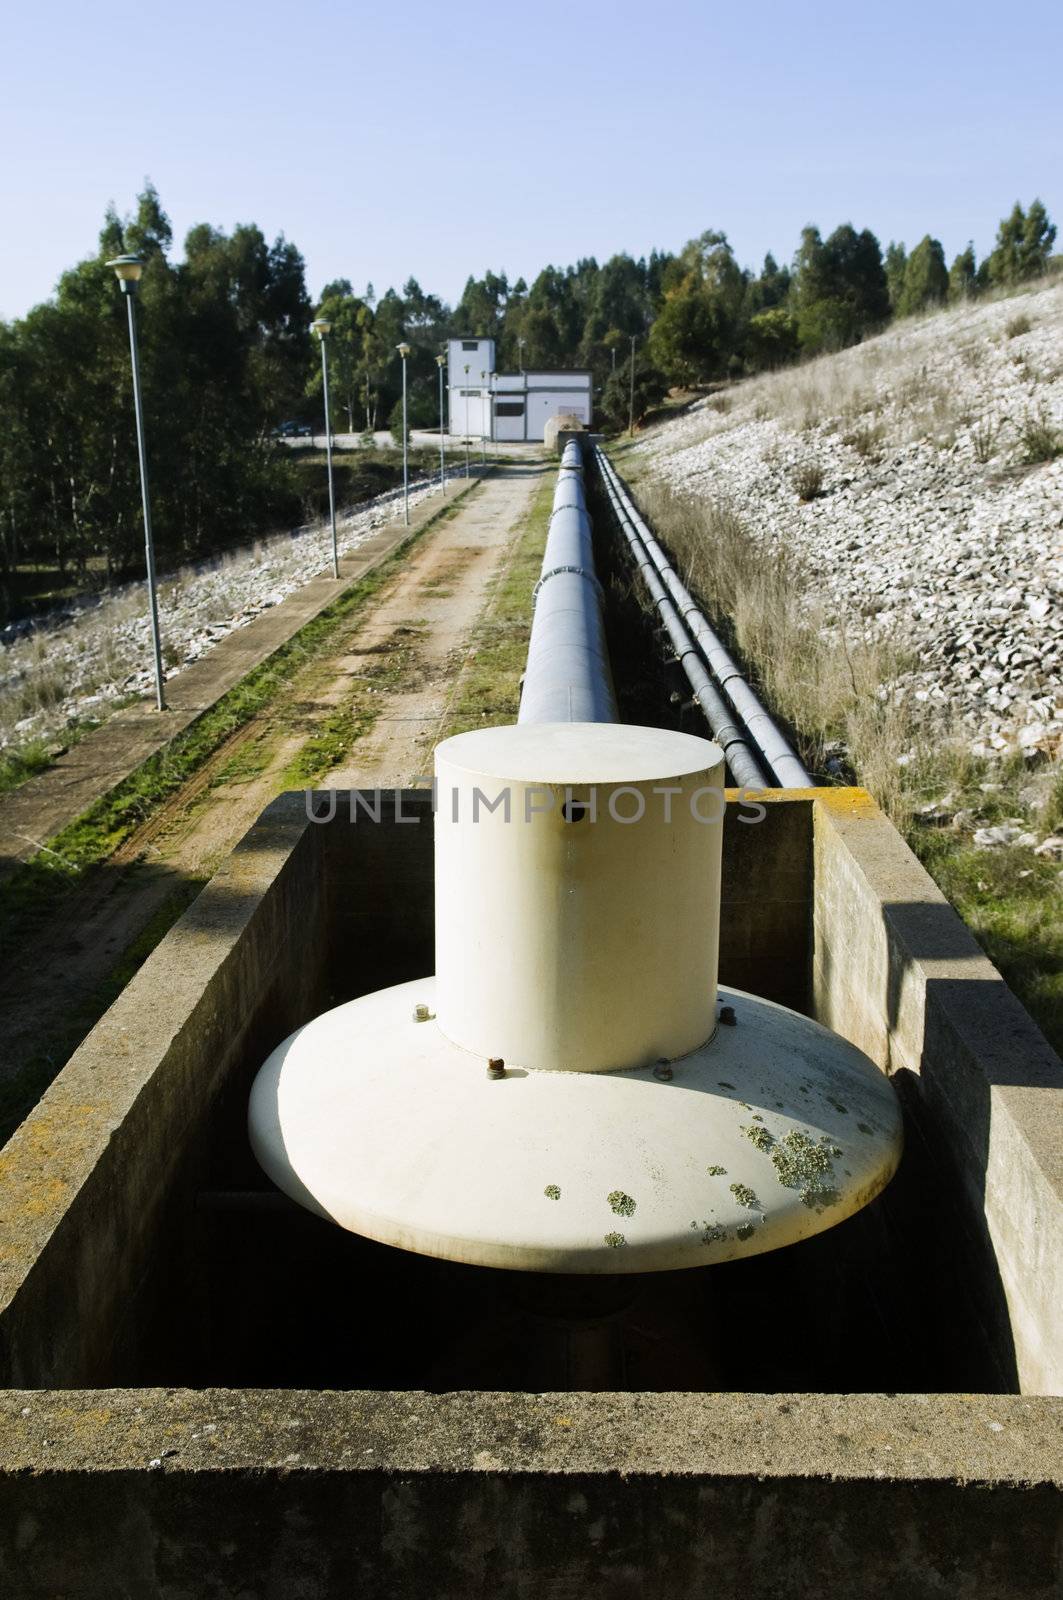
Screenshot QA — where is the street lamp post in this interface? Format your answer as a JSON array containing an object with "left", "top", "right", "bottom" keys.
[
  {"left": 629, "top": 334, "right": 637, "bottom": 438},
  {"left": 462, "top": 363, "right": 471, "bottom": 477},
  {"left": 517, "top": 336, "right": 525, "bottom": 374},
  {"left": 106, "top": 255, "right": 165, "bottom": 712},
  {"left": 436, "top": 354, "right": 447, "bottom": 493},
  {"left": 311, "top": 318, "right": 340, "bottom": 578},
  {"left": 397, "top": 343, "right": 411, "bottom": 525},
  {"left": 480, "top": 369, "right": 488, "bottom": 464}
]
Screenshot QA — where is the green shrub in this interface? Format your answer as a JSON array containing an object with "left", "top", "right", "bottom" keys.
[{"left": 745, "top": 308, "right": 800, "bottom": 371}]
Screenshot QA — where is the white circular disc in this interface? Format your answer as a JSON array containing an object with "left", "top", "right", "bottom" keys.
[{"left": 248, "top": 979, "right": 903, "bottom": 1274}]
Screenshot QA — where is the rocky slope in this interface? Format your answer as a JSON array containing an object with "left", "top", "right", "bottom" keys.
[
  {"left": 638, "top": 280, "right": 1063, "bottom": 763},
  {"left": 0, "top": 475, "right": 440, "bottom": 753}
]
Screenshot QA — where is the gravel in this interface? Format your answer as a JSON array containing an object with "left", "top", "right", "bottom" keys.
[{"left": 637, "top": 281, "right": 1063, "bottom": 762}]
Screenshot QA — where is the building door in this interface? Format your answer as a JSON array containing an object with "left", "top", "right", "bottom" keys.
[{"left": 493, "top": 399, "right": 526, "bottom": 442}]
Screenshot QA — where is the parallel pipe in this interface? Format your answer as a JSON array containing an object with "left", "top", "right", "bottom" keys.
[
  {"left": 596, "top": 449, "right": 812, "bottom": 788},
  {"left": 518, "top": 441, "right": 618, "bottom": 725},
  {"left": 597, "top": 459, "right": 770, "bottom": 790}
]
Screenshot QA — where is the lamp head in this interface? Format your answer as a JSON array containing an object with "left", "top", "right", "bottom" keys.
[
  {"left": 397, "top": 342, "right": 411, "bottom": 359},
  {"left": 436, "top": 355, "right": 446, "bottom": 368},
  {"left": 106, "top": 255, "right": 144, "bottom": 295},
  {"left": 311, "top": 319, "right": 331, "bottom": 340}
]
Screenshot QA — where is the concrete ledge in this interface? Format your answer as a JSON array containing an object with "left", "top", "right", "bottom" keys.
[
  {"left": 1, "top": 1391, "right": 1061, "bottom": 1598},
  {"left": 812, "top": 789, "right": 1063, "bottom": 1393}
]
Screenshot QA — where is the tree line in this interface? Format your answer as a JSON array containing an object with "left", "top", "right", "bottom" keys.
[{"left": 0, "top": 187, "right": 1056, "bottom": 612}]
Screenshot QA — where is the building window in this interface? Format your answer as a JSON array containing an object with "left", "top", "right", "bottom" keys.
[
  {"left": 494, "top": 402, "right": 525, "bottom": 417},
  {"left": 461, "top": 340, "right": 479, "bottom": 350}
]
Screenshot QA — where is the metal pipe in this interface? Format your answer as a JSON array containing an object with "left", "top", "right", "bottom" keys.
[
  {"left": 519, "top": 440, "right": 618, "bottom": 725},
  {"left": 596, "top": 460, "right": 770, "bottom": 789},
  {"left": 596, "top": 449, "right": 812, "bottom": 788},
  {"left": 123, "top": 291, "right": 166, "bottom": 710},
  {"left": 319, "top": 334, "right": 340, "bottom": 578},
  {"left": 437, "top": 356, "right": 447, "bottom": 492},
  {"left": 400, "top": 349, "right": 410, "bottom": 526}
]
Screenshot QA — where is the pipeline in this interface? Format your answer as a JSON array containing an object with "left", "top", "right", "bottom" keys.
[
  {"left": 518, "top": 440, "right": 618, "bottom": 725},
  {"left": 595, "top": 448, "right": 813, "bottom": 788},
  {"left": 596, "top": 455, "right": 770, "bottom": 790}
]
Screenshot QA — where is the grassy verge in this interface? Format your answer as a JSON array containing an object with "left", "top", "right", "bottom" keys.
[
  {"left": 608, "top": 451, "right": 1063, "bottom": 1056},
  {"left": 0, "top": 488, "right": 476, "bottom": 960},
  {"left": 0, "top": 740, "right": 57, "bottom": 795},
  {"left": 436, "top": 469, "right": 553, "bottom": 738}
]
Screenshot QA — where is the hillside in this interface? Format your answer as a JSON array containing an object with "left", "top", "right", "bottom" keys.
[{"left": 637, "top": 279, "right": 1062, "bottom": 766}]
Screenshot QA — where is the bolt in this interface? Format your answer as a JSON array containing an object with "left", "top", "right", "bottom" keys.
[
  {"left": 487, "top": 1058, "right": 506, "bottom": 1080},
  {"left": 412, "top": 1004, "right": 432, "bottom": 1023},
  {"left": 653, "top": 1059, "right": 673, "bottom": 1081},
  {"left": 719, "top": 1005, "right": 737, "bottom": 1026}
]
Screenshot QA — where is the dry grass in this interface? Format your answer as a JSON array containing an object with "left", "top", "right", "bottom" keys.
[
  {"left": 971, "top": 416, "right": 1001, "bottom": 464},
  {"left": 638, "top": 478, "right": 922, "bottom": 823},
  {"left": 842, "top": 420, "right": 885, "bottom": 461},
  {"left": 792, "top": 462, "right": 825, "bottom": 501},
  {"left": 1018, "top": 404, "right": 1062, "bottom": 464}
]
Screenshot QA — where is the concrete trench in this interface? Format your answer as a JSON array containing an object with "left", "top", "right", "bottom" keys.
[{"left": 1, "top": 780, "right": 1062, "bottom": 1596}]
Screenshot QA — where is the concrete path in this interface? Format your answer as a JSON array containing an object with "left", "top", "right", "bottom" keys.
[
  {"left": 0, "top": 475, "right": 481, "bottom": 879},
  {"left": 326, "top": 462, "right": 543, "bottom": 790}
]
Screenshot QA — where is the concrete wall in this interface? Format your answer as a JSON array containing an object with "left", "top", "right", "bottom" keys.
[
  {"left": 2, "top": 1389, "right": 1062, "bottom": 1600},
  {"left": 1, "top": 788, "right": 1062, "bottom": 1597},
  {"left": 0, "top": 794, "right": 328, "bottom": 1388},
  {"left": 812, "top": 789, "right": 1063, "bottom": 1394}
]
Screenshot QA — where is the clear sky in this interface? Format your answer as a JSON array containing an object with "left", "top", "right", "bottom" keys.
[{"left": 2, "top": 0, "right": 1060, "bottom": 320}]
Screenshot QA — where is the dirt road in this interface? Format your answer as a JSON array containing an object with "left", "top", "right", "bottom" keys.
[{"left": 0, "top": 462, "right": 545, "bottom": 1139}]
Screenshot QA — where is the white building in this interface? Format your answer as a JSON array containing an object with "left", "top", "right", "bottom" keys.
[{"left": 446, "top": 338, "right": 592, "bottom": 443}]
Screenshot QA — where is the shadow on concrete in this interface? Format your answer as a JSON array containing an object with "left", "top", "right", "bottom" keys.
[{"left": 815, "top": 890, "right": 1039, "bottom": 1392}]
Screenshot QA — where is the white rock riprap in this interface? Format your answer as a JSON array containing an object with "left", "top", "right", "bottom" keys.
[
  {"left": 0, "top": 476, "right": 439, "bottom": 752},
  {"left": 638, "top": 282, "right": 1063, "bottom": 759}
]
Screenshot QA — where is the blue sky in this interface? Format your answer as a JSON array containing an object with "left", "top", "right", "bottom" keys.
[{"left": 1, "top": 0, "right": 1060, "bottom": 320}]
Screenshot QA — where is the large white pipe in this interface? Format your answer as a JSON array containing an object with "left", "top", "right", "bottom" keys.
[{"left": 519, "top": 441, "right": 618, "bottom": 726}]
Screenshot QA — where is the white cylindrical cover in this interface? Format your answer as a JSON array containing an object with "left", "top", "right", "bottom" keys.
[{"left": 434, "top": 723, "right": 725, "bottom": 1073}]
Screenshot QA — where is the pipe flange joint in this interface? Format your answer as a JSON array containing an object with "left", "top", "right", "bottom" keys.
[{"left": 533, "top": 565, "right": 605, "bottom": 602}]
